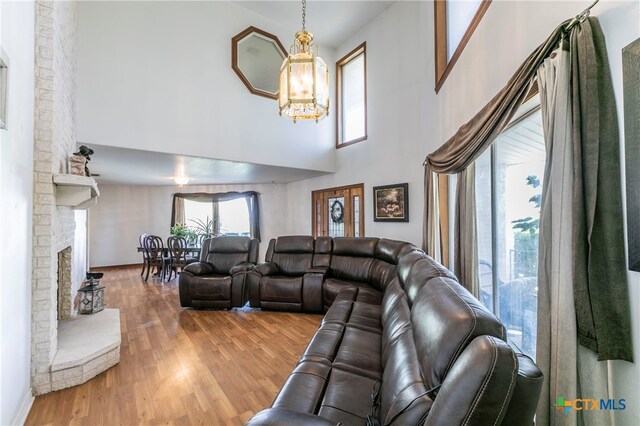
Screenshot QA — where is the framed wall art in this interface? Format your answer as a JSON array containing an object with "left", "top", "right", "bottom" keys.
[{"left": 373, "top": 183, "right": 409, "bottom": 222}]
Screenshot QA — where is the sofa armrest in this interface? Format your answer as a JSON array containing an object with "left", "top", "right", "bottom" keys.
[
  {"left": 230, "top": 262, "right": 255, "bottom": 275},
  {"left": 183, "top": 262, "right": 215, "bottom": 276},
  {"left": 253, "top": 262, "right": 279, "bottom": 276},
  {"left": 245, "top": 408, "right": 339, "bottom": 426}
]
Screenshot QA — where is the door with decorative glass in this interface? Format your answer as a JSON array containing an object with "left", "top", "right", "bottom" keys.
[{"left": 312, "top": 184, "right": 364, "bottom": 237}]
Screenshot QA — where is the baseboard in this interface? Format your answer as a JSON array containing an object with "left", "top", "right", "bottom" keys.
[
  {"left": 11, "top": 388, "right": 34, "bottom": 426},
  {"left": 90, "top": 263, "right": 143, "bottom": 270}
]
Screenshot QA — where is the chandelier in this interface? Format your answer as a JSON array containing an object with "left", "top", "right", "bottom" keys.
[{"left": 278, "top": 0, "right": 329, "bottom": 123}]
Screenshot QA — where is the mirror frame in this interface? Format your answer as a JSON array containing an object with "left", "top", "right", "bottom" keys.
[{"left": 231, "top": 26, "right": 288, "bottom": 100}]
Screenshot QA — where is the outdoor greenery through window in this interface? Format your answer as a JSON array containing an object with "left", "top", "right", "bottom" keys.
[
  {"left": 184, "top": 198, "right": 250, "bottom": 237},
  {"left": 337, "top": 43, "right": 366, "bottom": 146},
  {"left": 170, "top": 192, "right": 259, "bottom": 245},
  {"left": 475, "top": 104, "right": 544, "bottom": 360}
]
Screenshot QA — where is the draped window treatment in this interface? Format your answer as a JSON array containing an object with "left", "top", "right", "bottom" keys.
[
  {"left": 422, "top": 15, "right": 633, "bottom": 422},
  {"left": 171, "top": 191, "right": 261, "bottom": 241},
  {"left": 422, "top": 20, "right": 569, "bottom": 295}
]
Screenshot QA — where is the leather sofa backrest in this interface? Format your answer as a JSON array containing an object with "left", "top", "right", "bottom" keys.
[
  {"left": 330, "top": 237, "right": 379, "bottom": 285},
  {"left": 269, "top": 236, "right": 315, "bottom": 276},
  {"left": 380, "top": 278, "right": 433, "bottom": 425},
  {"left": 369, "top": 239, "right": 414, "bottom": 291},
  {"left": 402, "top": 256, "right": 458, "bottom": 307},
  {"left": 425, "top": 336, "right": 517, "bottom": 425},
  {"left": 380, "top": 279, "right": 412, "bottom": 366},
  {"left": 397, "top": 249, "right": 428, "bottom": 287},
  {"left": 312, "top": 237, "right": 332, "bottom": 269},
  {"left": 202, "top": 236, "right": 258, "bottom": 274},
  {"left": 410, "top": 276, "right": 506, "bottom": 391}
]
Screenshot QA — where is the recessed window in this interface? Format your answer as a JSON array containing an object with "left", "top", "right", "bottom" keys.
[
  {"left": 475, "top": 103, "right": 543, "bottom": 359},
  {"left": 336, "top": 42, "right": 366, "bottom": 147},
  {"left": 434, "top": 0, "right": 491, "bottom": 92}
]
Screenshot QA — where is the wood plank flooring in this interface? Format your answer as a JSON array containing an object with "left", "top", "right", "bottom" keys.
[{"left": 26, "top": 266, "right": 323, "bottom": 425}]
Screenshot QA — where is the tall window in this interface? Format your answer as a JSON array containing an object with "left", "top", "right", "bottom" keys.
[
  {"left": 336, "top": 42, "right": 367, "bottom": 147},
  {"left": 475, "top": 105, "right": 544, "bottom": 359},
  {"left": 434, "top": 0, "right": 491, "bottom": 92}
]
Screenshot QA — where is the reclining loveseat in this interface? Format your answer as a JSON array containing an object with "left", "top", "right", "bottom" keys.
[{"left": 246, "top": 236, "right": 543, "bottom": 425}]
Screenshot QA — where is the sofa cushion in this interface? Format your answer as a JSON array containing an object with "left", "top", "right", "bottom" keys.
[
  {"left": 333, "top": 326, "right": 382, "bottom": 380},
  {"left": 380, "top": 329, "right": 433, "bottom": 426},
  {"left": 300, "top": 323, "right": 345, "bottom": 364},
  {"left": 330, "top": 237, "right": 378, "bottom": 284},
  {"left": 380, "top": 279, "right": 412, "bottom": 366},
  {"left": 274, "top": 235, "right": 315, "bottom": 253},
  {"left": 323, "top": 278, "right": 382, "bottom": 308},
  {"left": 374, "top": 238, "right": 413, "bottom": 264},
  {"left": 411, "top": 276, "right": 506, "bottom": 390},
  {"left": 203, "top": 237, "right": 253, "bottom": 274},
  {"left": 396, "top": 249, "right": 428, "bottom": 287},
  {"left": 318, "top": 368, "right": 378, "bottom": 425},
  {"left": 190, "top": 275, "right": 231, "bottom": 299},
  {"left": 313, "top": 236, "right": 333, "bottom": 268},
  {"left": 273, "top": 361, "right": 332, "bottom": 414},
  {"left": 260, "top": 276, "right": 302, "bottom": 303}
]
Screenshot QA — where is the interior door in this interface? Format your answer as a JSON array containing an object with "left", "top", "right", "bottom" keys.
[{"left": 312, "top": 184, "right": 364, "bottom": 237}]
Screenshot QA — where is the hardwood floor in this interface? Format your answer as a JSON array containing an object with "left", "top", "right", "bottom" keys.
[{"left": 26, "top": 266, "right": 323, "bottom": 425}]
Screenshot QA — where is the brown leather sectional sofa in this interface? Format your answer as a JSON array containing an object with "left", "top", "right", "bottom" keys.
[{"left": 246, "top": 235, "right": 543, "bottom": 425}]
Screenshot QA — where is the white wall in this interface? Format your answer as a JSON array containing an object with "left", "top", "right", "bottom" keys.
[
  {"left": 89, "top": 183, "right": 289, "bottom": 267},
  {"left": 76, "top": 1, "right": 336, "bottom": 174},
  {"left": 286, "top": 1, "right": 435, "bottom": 248},
  {"left": 0, "top": 1, "right": 35, "bottom": 424}
]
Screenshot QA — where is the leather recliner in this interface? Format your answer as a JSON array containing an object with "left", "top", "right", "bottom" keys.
[
  {"left": 247, "top": 235, "right": 327, "bottom": 312},
  {"left": 179, "top": 236, "right": 258, "bottom": 308}
]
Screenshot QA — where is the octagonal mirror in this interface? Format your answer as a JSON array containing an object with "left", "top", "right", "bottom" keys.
[{"left": 232, "top": 26, "right": 287, "bottom": 100}]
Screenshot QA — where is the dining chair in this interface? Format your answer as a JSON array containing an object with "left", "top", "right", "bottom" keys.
[
  {"left": 166, "top": 236, "right": 197, "bottom": 281},
  {"left": 139, "top": 233, "right": 149, "bottom": 277},
  {"left": 143, "top": 235, "right": 169, "bottom": 281}
]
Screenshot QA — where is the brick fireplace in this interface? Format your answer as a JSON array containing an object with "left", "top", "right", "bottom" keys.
[{"left": 31, "top": 0, "right": 119, "bottom": 395}]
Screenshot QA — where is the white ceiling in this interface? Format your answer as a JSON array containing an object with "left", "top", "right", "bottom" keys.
[
  {"left": 84, "top": 144, "right": 329, "bottom": 186},
  {"left": 231, "top": 1, "right": 396, "bottom": 48}
]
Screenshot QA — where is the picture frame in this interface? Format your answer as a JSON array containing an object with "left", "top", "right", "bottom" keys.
[
  {"left": 373, "top": 183, "right": 409, "bottom": 222},
  {"left": 623, "top": 37, "right": 640, "bottom": 272}
]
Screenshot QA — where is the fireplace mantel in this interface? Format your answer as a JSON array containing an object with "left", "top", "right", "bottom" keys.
[{"left": 53, "top": 174, "right": 100, "bottom": 209}]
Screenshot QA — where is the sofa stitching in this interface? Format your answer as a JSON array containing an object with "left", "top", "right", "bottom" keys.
[
  {"left": 463, "top": 336, "right": 498, "bottom": 425},
  {"left": 493, "top": 348, "right": 517, "bottom": 426}
]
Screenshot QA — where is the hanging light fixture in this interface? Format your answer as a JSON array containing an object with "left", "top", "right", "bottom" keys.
[{"left": 279, "top": 0, "right": 329, "bottom": 123}]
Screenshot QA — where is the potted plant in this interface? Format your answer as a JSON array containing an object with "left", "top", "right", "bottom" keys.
[{"left": 170, "top": 223, "right": 198, "bottom": 246}]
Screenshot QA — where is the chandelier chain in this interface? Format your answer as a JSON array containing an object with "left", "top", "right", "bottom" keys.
[{"left": 301, "top": 0, "right": 306, "bottom": 32}]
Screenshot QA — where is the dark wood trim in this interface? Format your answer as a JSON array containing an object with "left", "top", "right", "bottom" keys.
[
  {"left": 336, "top": 42, "right": 367, "bottom": 148},
  {"left": 231, "top": 26, "right": 287, "bottom": 100},
  {"left": 312, "top": 183, "right": 365, "bottom": 237},
  {"left": 434, "top": 1, "right": 492, "bottom": 93},
  {"left": 434, "top": 0, "right": 448, "bottom": 90},
  {"left": 437, "top": 174, "right": 449, "bottom": 268}
]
